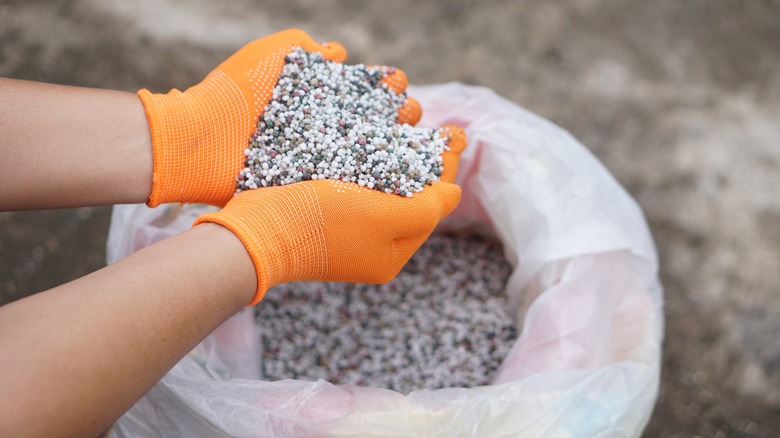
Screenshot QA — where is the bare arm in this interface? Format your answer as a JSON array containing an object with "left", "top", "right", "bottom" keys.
[
  {"left": 0, "top": 78, "right": 254, "bottom": 436},
  {"left": 0, "top": 223, "right": 255, "bottom": 437},
  {"left": 0, "top": 78, "right": 153, "bottom": 210}
]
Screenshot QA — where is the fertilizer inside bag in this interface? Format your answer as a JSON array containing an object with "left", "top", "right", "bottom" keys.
[{"left": 106, "top": 83, "right": 663, "bottom": 438}]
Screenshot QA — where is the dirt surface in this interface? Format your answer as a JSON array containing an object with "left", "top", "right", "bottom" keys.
[{"left": 2, "top": 1, "right": 779, "bottom": 436}]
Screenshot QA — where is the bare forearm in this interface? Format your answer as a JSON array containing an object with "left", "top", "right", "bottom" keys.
[
  {"left": 0, "top": 224, "right": 255, "bottom": 437},
  {"left": 0, "top": 78, "right": 153, "bottom": 210}
]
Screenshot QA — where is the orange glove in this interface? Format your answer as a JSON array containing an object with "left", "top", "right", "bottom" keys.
[
  {"left": 138, "top": 29, "right": 421, "bottom": 207},
  {"left": 194, "top": 127, "right": 466, "bottom": 305}
]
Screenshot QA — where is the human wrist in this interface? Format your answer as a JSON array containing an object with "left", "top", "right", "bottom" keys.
[
  {"left": 185, "top": 223, "right": 259, "bottom": 306},
  {"left": 125, "top": 92, "right": 154, "bottom": 204},
  {"left": 192, "top": 213, "right": 272, "bottom": 306}
]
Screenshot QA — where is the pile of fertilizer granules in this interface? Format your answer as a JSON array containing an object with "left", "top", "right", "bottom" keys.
[
  {"left": 255, "top": 233, "right": 516, "bottom": 394},
  {"left": 237, "top": 47, "right": 449, "bottom": 198}
]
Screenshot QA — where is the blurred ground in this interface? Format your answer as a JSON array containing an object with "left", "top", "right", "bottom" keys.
[{"left": 1, "top": 0, "right": 779, "bottom": 436}]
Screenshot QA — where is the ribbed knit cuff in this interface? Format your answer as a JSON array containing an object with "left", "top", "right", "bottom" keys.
[
  {"left": 137, "top": 88, "right": 175, "bottom": 208},
  {"left": 192, "top": 212, "right": 270, "bottom": 306}
]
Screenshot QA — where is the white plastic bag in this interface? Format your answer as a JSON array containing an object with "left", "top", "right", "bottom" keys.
[{"left": 106, "top": 83, "right": 663, "bottom": 437}]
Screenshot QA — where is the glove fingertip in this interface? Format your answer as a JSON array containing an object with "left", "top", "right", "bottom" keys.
[
  {"left": 397, "top": 97, "right": 422, "bottom": 126},
  {"left": 441, "top": 125, "right": 467, "bottom": 156},
  {"left": 381, "top": 68, "right": 408, "bottom": 94},
  {"left": 319, "top": 41, "right": 348, "bottom": 63},
  {"left": 438, "top": 126, "right": 467, "bottom": 184},
  {"left": 441, "top": 183, "right": 463, "bottom": 218},
  {"left": 425, "top": 182, "right": 462, "bottom": 218},
  {"left": 281, "top": 28, "right": 347, "bottom": 62}
]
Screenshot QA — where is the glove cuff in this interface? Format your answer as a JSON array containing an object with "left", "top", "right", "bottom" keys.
[
  {"left": 193, "top": 211, "right": 270, "bottom": 306},
  {"left": 137, "top": 78, "right": 250, "bottom": 208}
]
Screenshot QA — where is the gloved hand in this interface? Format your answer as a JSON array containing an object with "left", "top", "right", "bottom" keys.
[
  {"left": 194, "top": 127, "right": 466, "bottom": 305},
  {"left": 138, "top": 28, "right": 421, "bottom": 207}
]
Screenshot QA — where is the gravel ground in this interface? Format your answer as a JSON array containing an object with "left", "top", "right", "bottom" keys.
[{"left": 2, "top": 1, "right": 779, "bottom": 436}]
